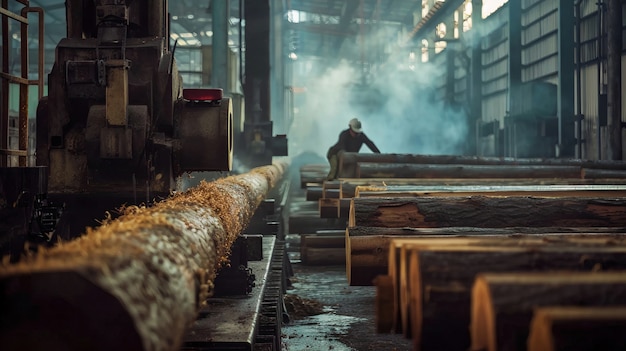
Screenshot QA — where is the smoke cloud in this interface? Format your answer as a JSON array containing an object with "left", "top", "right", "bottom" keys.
[{"left": 288, "top": 34, "right": 470, "bottom": 160}]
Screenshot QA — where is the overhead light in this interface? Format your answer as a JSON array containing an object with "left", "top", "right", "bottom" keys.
[{"left": 289, "top": 52, "right": 298, "bottom": 60}]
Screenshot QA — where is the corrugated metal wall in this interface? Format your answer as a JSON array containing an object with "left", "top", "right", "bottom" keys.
[
  {"left": 521, "top": 0, "right": 558, "bottom": 83},
  {"left": 474, "top": 0, "right": 623, "bottom": 159},
  {"left": 420, "top": 0, "right": 622, "bottom": 159},
  {"left": 480, "top": 4, "right": 509, "bottom": 139}
]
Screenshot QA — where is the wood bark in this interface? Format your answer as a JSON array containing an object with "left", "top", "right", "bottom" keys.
[
  {"left": 471, "top": 272, "right": 626, "bottom": 351},
  {"left": 349, "top": 196, "right": 626, "bottom": 228},
  {"left": 0, "top": 163, "right": 287, "bottom": 351},
  {"left": 355, "top": 163, "right": 583, "bottom": 179},
  {"left": 337, "top": 152, "right": 626, "bottom": 178},
  {"left": 528, "top": 307, "right": 626, "bottom": 351},
  {"left": 347, "top": 226, "right": 626, "bottom": 287}
]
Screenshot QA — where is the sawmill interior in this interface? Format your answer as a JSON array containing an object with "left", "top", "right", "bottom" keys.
[{"left": 2, "top": 0, "right": 626, "bottom": 350}]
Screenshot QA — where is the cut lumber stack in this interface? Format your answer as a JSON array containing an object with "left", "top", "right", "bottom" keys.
[
  {"left": 470, "top": 272, "right": 626, "bottom": 351},
  {"left": 347, "top": 226, "right": 626, "bottom": 286},
  {"left": 349, "top": 196, "right": 626, "bottom": 228},
  {"left": 527, "top": 306, "right": 626, "bottom": 351},
  {"left": 337, "top": 152, "right": 626, "bottom": 179},
  {"left": 300, "top": 230, "right": 345, "bottom": 265},
  {"left": 296, "top": 154, "right": 626, "bottom": 351}
]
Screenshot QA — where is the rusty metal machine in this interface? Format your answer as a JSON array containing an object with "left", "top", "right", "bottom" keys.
[
  {"left": 35, "top": 0, "right": 233, "bottom": 238},
  {"left": 1, "top": 2, "right": 289, "bottom": 350}
]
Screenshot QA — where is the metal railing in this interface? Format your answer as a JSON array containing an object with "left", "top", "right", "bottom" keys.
[{"left": 1, "top": 0, "right": 44, "bottom": 166}]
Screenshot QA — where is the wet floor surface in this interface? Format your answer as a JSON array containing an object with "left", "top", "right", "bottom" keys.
[{"left": 281, "top": 261, "right": 413, "bottom": 351}]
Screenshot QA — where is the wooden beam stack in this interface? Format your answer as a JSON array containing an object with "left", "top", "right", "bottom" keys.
[{"left": 298, "top": 153, "right": 626, "bottom": 349}]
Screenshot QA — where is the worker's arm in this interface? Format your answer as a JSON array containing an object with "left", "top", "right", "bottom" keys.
[{"left": 362, "top": 134, "right": 381, "bottom": 153}]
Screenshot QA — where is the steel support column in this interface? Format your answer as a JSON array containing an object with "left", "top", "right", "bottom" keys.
[
  {"left": 507, "top": 0, "right": 522, "bottom": 118},
  {"left": 506, "top": 0, "right": 522, "bottom": 157},
  {"left": 211, "top": 0, "right": 229, "bottom": 90},
  {"left": 470, "top": 0, "right": 483, "bottom": 155},
  {"left": 557, "top": 0, "right": 576, "bottom": 157},
  {"left": 243, "top": 0, "right": 272, "bottom": 167},
  {"left": 606, "top": 0, "right": 623, "bottom": 160}
]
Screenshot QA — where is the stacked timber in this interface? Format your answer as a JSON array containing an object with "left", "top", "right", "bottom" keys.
[
  {"left": 405, "top": 240, "right": 626, "bottom": 351},
  {"left": 300, "top": 230, "right": 345, "bottom": 265},
  {"left": 347, "top": 226, "right": 626, "bottom": 286},
  {"left": 470, "top": 272, "right": 626, "bottom": 351},
  {"left": 337, "top": 152, "right": 626, "bottom": 178},
  {"left": 299, "top": 163, "right": 328, "bottom": 188},
  {"left": 348, "top": 196, "right": 626, "bottom": 228},
  {"left": 527, "top": 307, "right": 626, "bottom": 351}
]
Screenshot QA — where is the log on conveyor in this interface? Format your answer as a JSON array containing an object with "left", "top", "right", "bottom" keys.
[
  {"left": 471, "top": 272, "right": 626, "bottom": 351},
  {"left": 355, "top": 163, "right": 584, "bottom": 179},
  {"left": 339, "top": 177, "right": 626, "bottom": 198},
  {"left": 0, "top": 163, "right": 287, "bottom": 351},
  {"left": 337, "top": 152, "right": 626, "bottom": 178},
  {"left": 528, "top": 306, "right": 626, "bottom": 351},
  {"left": 347, "top": 226, "right": 626, "bottom": 286},
  {"left": 404, "top": 244, "right": 626, "bottom": 351},
  {"left": 348, "top": 196, "right": 626, "bottom": 228}
]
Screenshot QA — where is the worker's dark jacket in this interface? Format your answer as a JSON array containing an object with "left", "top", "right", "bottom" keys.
[{"left": 327, "top": 129, "right": 381, "bottom": 158}]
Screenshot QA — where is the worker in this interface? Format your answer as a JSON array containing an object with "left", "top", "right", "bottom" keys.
[{"left": 326, "top": 118, "right": 380, "bottom": 181}]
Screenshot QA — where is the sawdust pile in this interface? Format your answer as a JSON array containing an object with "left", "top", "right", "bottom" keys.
[
  {"left": 0, "top": 162, "right": 287, "bottom": 351},
  {"left": 284, "top": 294, "right": 325, "bottom": 319}
]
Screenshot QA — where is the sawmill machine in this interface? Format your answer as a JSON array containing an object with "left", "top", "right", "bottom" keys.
[{"left": 35, "top": 0, "right": 233, "bottom": 239}]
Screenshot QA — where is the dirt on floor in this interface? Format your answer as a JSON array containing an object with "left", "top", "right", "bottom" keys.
[{"left": 281, "top": 262, "right": 412, "bottom": 351}]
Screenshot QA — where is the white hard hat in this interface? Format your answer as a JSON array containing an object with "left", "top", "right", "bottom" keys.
[{"left": 349, "top": 118, "right": 362, "bottom": 133}]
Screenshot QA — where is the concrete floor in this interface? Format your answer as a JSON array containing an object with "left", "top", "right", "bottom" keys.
[{"left": 281, "top": 258, "right": 412, "bottom": 351}]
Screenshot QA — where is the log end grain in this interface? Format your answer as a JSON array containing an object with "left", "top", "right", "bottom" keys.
[
  {"left": 375, "top": 275, "right": 395, "bottom": 333},
  {"left": 0, "top": 271, "right": 143, "bottom": 351}
]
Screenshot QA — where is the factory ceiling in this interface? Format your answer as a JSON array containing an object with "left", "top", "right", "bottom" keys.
[{"left": 20, "top": 0, "right": 423, "bottom": 65}]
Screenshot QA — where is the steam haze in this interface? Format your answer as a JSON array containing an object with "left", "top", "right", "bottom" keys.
[{"left": 288, "top": 41, "right": 469, "bottom": 160}]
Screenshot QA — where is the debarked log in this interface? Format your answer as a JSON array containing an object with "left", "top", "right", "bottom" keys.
[
  {"left": 471, "top": 272, "right": 626, "bottom": 351},
  {"left": 0, "top": 163, "right": 287, "bottom": 351},
  {"left": 528, "top": 306, "right": 626, "bottom": 351},
  {"left": 407, "top": 245, "right": 626, "bottom": 351},
  {"left": 355, "top": 163, "right": 583, "bottom": 179},
  {"left": 348, "top": 196, "right": 626, "bottom": 228}
]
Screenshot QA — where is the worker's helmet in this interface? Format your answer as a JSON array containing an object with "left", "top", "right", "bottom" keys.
[{"left": 349, "top": 118, "right": 363, "bottom": 133}]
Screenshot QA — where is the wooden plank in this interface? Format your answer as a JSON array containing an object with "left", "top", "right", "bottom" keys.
[
  {"left": 354, "top": 184, "right": 626, "bottom": 198},
  {"left": 339, "top": 177, "right": 626, "bottom": 198},
  {"left": 349, "top": 196, "right": 626, "bottom": 228},
  {"left": 528, "top": 306, "right": 626, "bottom": 351},
  {"left": 355, "top": 163, "right": 583, "bottom": 179},
  {"left": 471, "top": 272, "right": 626, "bottom": 351},
  {"left": 337, "top": 152, "right": 626, "bottom": 178}
]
